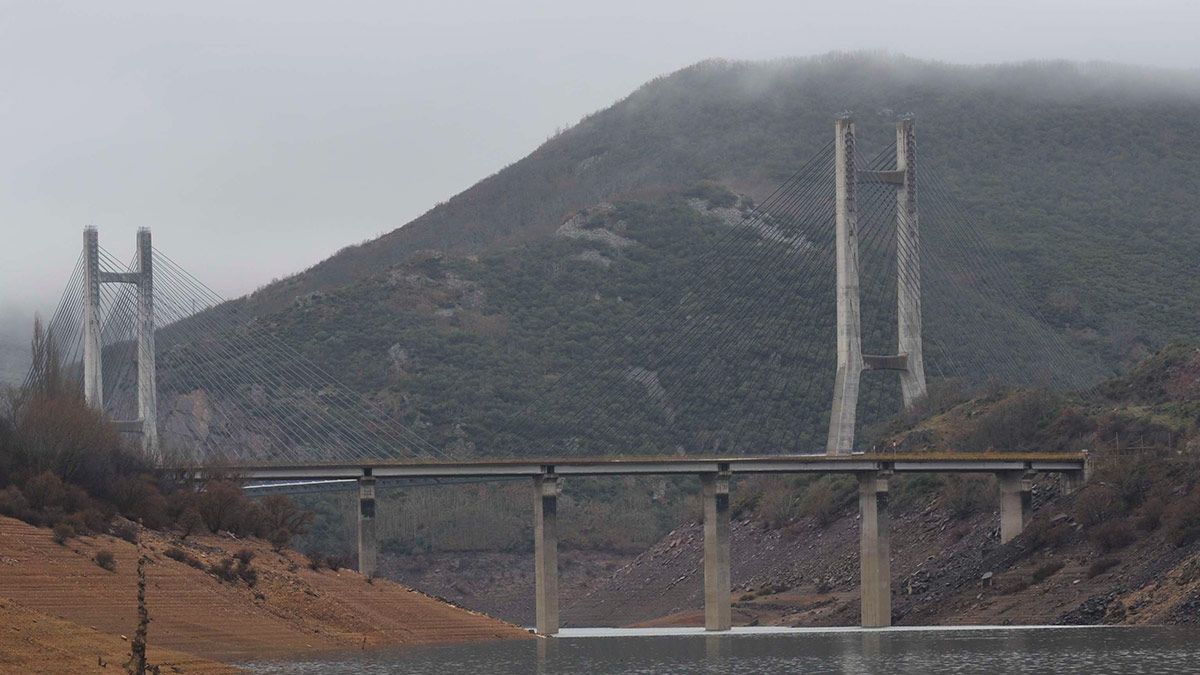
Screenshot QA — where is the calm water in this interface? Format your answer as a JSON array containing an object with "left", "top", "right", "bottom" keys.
[{"left": 241, "top": 626, "right": 1200, "bottom": 674}]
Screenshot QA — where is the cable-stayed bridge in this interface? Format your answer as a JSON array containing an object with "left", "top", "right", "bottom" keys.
[{"left": 27, "top": 118, "right": 1091, "bottom": 633}]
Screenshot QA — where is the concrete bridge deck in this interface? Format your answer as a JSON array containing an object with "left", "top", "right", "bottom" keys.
[
  {"left": 173, "top": 451, "right": 1090, "bottom": 636},
  {"left": 173, "top": 451, "right": 1087, "bottom": 481}
]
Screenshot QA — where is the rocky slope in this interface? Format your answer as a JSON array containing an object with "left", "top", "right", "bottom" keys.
[{"left": 563, "top": 475, "right": 1200, "bottom": 628}]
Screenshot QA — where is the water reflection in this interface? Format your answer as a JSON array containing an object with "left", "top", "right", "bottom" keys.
[{"left": 242, "top": 626, "right": 1200, "bottom": 674}]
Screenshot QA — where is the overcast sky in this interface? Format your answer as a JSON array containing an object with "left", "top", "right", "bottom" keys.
[{"left": 2, "top": 0, "right": 1198, "bottom": 326}]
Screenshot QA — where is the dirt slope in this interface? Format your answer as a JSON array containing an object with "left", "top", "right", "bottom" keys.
[
  {"left": 0, "top": 516, "right": 530, "bottom": 667},
  {"left": 0, "top": 598, "right": 234, "bottom": 674}
]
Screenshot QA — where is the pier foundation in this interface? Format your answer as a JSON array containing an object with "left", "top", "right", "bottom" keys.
[
  {"left": 859, "top": 472, "right": 891, "bottom": 628},
  {"left": 357, "top": 475, "right": 377, "bottom": 578},
  {"left": 999, "top": 471, "right": 1033, "bottom": 544}
]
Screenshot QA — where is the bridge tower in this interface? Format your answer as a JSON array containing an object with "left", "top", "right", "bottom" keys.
[
  {"left": 826, "top": 116, "right": 928, "bottom": 455},
  {"left": 81, "top": 227, "right": 160, "bottom": 463}
]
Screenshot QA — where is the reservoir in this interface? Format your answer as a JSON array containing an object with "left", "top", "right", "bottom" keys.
[{"left": 242, "top": 625, "right": 1200, "bottom": 673}]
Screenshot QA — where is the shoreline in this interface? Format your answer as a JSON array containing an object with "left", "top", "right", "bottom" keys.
[{"left": 552, "top": 623, "right": 1119, "bottom": 638}]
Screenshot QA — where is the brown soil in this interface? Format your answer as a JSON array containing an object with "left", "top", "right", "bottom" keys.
[
  {"left": 0, "top": 516, "right": 530, "bottom": 670},
  {"left": 0, "top": 597, "right": 234, "bottom": 674}
]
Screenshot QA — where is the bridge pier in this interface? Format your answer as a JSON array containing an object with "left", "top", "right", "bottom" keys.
[
  {"left": 859, "top": 471, "right": 891, "bottom": 628},
  {"left": 534, "top": 473, "right": 560, "bottom": 635},
  {"left": 702, "top": 470, "right": 732, "bottom": 631},
  {"left": 999, "top": 471, "right": 1033, "bottom": 544},
  {"left": 357, "top": 474, "right": 377, "bottom": 578}
]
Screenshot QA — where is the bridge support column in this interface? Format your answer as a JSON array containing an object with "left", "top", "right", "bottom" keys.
[
  {"left": 859, "top": 472, "right": 891, "bottom": 628},
  {"left": 82, "top": 227, "right": 104, "bottom": 409},
  {"left": 534, "top": 473, "right": 560, "bottom": 635},
  {"left": 999, "top": 471, "right": 1032, "bottom": 544},
  {"left": 136, "top": 229, "right": 159, "bottom": 462},
  {"left": 827, "top": 116, "right": 863, "bottom": 455},
  {"left": 357, "top": 475, "right": 377, "bottom": 578},
  {"left": 702, "top": 470, "right": 732, "bottom": 631}
]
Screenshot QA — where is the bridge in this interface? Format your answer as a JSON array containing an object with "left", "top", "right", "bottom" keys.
[{"left": 31, "top": 117, "right": 1092, "bottom": 635}]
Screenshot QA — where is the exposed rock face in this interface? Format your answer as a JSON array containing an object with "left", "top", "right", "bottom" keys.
[
  {"left": 624, "top": 366, "right": 675, "bottom": 424},
  {"left": 573, "top": 249, "right": 613, "bottom": 267},
  {"left": 687, "top": 197, "right": 814, "bottom": 251},
  {"left": 556, "top": 204, "right": 636, "bottom": 249}
]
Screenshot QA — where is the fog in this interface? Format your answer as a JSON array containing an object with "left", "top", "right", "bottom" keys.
[{"left": 2, "top": 0, "right": 1198, "bottom": 323}]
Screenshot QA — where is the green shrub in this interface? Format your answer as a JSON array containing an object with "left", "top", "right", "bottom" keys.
[
  {"left": 164, "top": 546, "right": 204, "bottom": 570},
  {"left": 1087, "top": 556, "right": 1120, "bottom": 578},
  {"left": 682, "top": 181, "right": 737, "bottom": 208},
  {"left": 209, "top": 558, "right": 238, "bottom": 583},
  {"left": 1090, "top": 519, "right": 1136, "bottom": 552},
  {"left": 799, "top": 478, "right": 850, "bottom": 528},
  {"left": 208, "top": 554, "right": 258, "bottom": 586},
  {"left": 1136, "top": 496, "right": 1165, "bottom": 531},
  {"left": 1074, "top": 485, "right": 1123, "bottom": 528},
  {"left": 94, "top": 549, "right": 116, "bottom": 572},
  {"left": 1024, "top": 517, "right": 1073, "bottom": 552},
  {"left": 1032, "top": 560, "right": 1065, "bottom": 583},
  {"left": 52, "top": 521, "right": 74, "bottom": 545},
  {"left": 941, "top": 475, "right": 992, "bottom": 519},
  {"left": 1165, "top": 491, "right": 1200, "bottom": 547},
  {"left": 955, "top": 390, "right": 1061, "bottom": 452},
  {"left": 176, "top": 507, "right": 205, "bottom": 540},
  {"left": 0, "top": 486, "right": 31, "bottom": 522}
]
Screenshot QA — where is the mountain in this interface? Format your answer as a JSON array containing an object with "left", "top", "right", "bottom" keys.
[
  {"left": 159, "top": 53, "right": 1200, "bottom": 461},
  {"left": 240, "top": 54, "right": 1200, "bottom": 325}
]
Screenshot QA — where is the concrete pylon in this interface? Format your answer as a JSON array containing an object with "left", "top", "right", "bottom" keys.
[
  {"left": 82, "top": 228, "right": 104, "bottom": 409},
  {"left": 998, "top": 471, "right": 1033, "bottom": 544},
  {"left": 357, "top": 475, "right": 377, "bottom": 578},
  {"left": 136, "top": 229, "right": 159, "bottom": 461},
  {"left": 895, "top": 119, "right": 927, "bottom": 408},
  {"left": 702, "top": 470, "right": 732, "bottom": 631},
  {"left": 827, "top": 117, "right": 930, "bottom": 453},
  {"left": 534, "top": 473, "right": 561, "bottom": 635},
  {"left": 826, "top": 116, "right": 863, "bottom": 455},
  {"left": 859, "top": 472, "right": 891, "bottom": 628}
]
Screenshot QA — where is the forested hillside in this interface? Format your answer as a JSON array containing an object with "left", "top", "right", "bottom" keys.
[{"left": 143, "top": 53, "right": 1200, "bottom": 459}]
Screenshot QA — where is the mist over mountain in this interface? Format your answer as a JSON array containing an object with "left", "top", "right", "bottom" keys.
[
  {"left": 10, "top": 53, "right": 1200, "bottom": 456},
  {"left": 234, "top": 53, "right": 1200, "bottom": 331},
  {"left": 126, "top": 53, "right": 1197, "bottom": 459}
]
